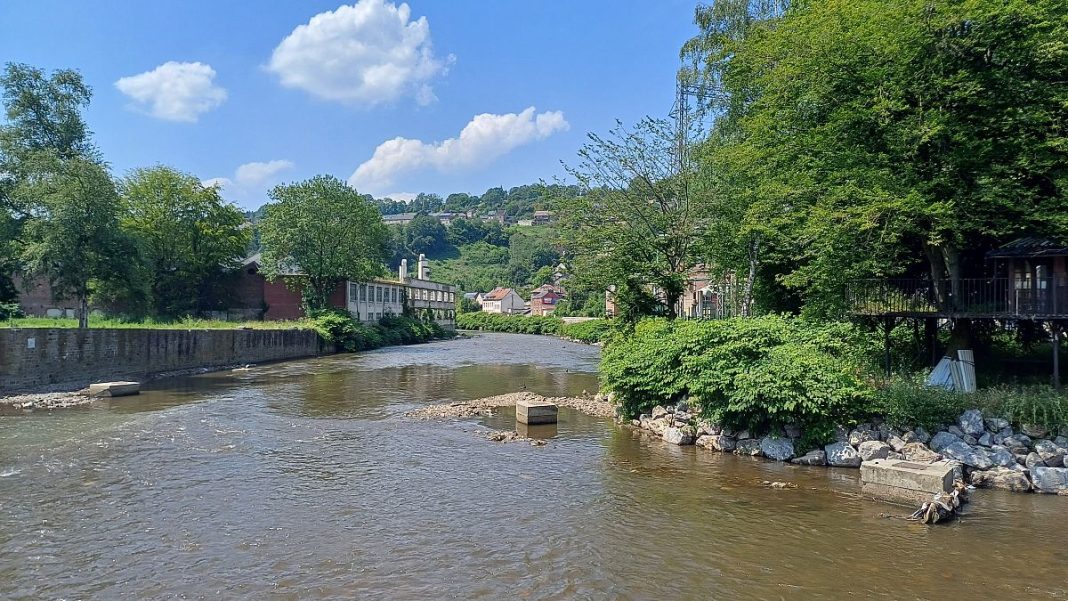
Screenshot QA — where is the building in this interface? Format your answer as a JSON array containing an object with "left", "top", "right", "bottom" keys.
[
  {"left": 480, "top": 287, "right": 525, "bottom": 314},
  {"left": 532, "top": 210, "right": 553, "bottom": 225},
  {"left": 399, "top": 254, "right": 457, "bottom": 328},
  {"left": 530, "top": 284, "right": 566, "bottom": 316},
  {"left": 382, "top": 212, "right": 417, "bottom": 226},
  {"left": 346, "top": 279, "right": 406, "bottom": 324},
  {"left": 429, "top": 212, "right": 458, "bottom": 226}
]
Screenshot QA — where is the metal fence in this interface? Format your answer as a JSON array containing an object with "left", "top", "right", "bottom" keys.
[{"left": 846, "top": 277, "right": 1068, "bottom": 317}]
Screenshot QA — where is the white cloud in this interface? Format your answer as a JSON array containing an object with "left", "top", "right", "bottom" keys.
[
  {"left": 115, "top": 61, "right": 227, "bottom": 122},
  {"left": 235, "top": 160, "right": 295, "bottom": 187},
  {"left": 267, "top": 0, "right": 452, "bottom": 106},
  {"left": 349, "top": 107, "right": 569, "bottom": 193},
  {"left": 201, "top": 177, "right": 233, "bottom": 189},
  {"left": 385, "top": 192, "right": 417, "bottom": 202}
]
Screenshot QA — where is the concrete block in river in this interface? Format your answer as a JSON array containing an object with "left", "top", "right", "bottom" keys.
[
  {"left": 87, "top": 381, "right": 140, "bottom": 398},
  {"left": 516, "top": 399, "right": 558, "bottom": 425},
  {"left": 860, "top": 458, "right": 956, "bottom": 505}
]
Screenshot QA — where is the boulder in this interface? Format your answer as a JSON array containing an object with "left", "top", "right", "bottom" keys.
[
  {"left": 791, "top": 450, "right": 827, "bottom": 466},
  {"left": 913, "top": 427, "right": 932, "bottom": 444},
  {"left": 735, "top": 438, "right": 763, "bottom": 457},
  {"left": 825, "top": 442, "right": 862, "bottom": 467},
  {"left": 887, "top": 435, "right": 907, "bottom": 453},
  {"left": 998, "top": 426, "right": 1014, "bottom": 439},
  {"left": 1031, "top": 466, "right": 1068, "bottom": 494},
  {"left": 1002, "top": 437, "right": 1030, "bottom": 455},
  {"left": 941, "top": 441, "right": 994, "bottom": 470},
  {"left": 849, "top": 427, "right": 878, "bottom": 447},
  {"left": 696, "top": 420, "right": 721, "bottom": 436},
  {"left": 930, "top": 431, "right": 962, "bottom": 452},
  {"left": 834, "top": 425, "right": 850, "bottom": 443},
  {"left": 708, "top": 434, "right": 736, "bottom": 452},
  {"left": 760, "top": 437, "right": 795, "bottom": 461},
  {"left": 887, "top": 451, "right": 906, "bottom": 460},
  {"left": 651, "top": 406, "right": 670, "bottom": 419},
  {"left": 675, "top": 399, "right": 690, "bottom": 413},
  {"left": 947, "top": 425, "right": 966, "bottom": 437},
  {"left": 1033, "top": 440, "right": 1066, "bottom": 468},
  {"left": 900, "top": 431, "right": 919, "bottom": 444},
  {"left": 962, "top": 435, "right": 978, "bottom": 446},
  {"left": 1025, "top": 452, "right": 1047, "bottom": 471},
  {"left": 695, "top": 434, "right": 713, "bottom": 449},
  {"left": 902, "top": 442, "right": 942, "bottom": 463},
  {"left": 989, "top": 446, "right": 1019, "bottom": 469},
  {"left": 663, "top": 426, "right": 696, "bottom": 445},
  {"left": 736, "top": 430, "right": 751, "bottom": 441},
  {"left": 977, "top": 432, "right": 995, "bottom": 447},
  {"left": 1022, "top": 423, "right": 1049, "bottom": 439},
  {"left": 857, "top": 440, "right": 892, "bottom": 461},
  {"left": 784, "top": 423, "right": 802, "bottom": 439},
  {"left": 985, "top": 417, "right": 1010, "bottom": 432},
  {"left": 1055, "top": 436, "right": 1068, "bottom": 448},
  {"left": 970, "top": 467, "right": 1032, "bottom": 492},
  {"left": 958, "top": 409, "right": 985, "bottom": 436}
]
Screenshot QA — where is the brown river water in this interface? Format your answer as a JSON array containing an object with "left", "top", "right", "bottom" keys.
[{"left": 1, "top": 332, "right": 1066, "bottom": 600}]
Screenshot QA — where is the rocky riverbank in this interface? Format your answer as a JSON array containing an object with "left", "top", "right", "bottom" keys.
[
  {"left": 631, "top": 403, "right": 1068, "bottom": 495},
  {"left": 0, "top": 391, "right": 93, "bottom": 411},
  {"left": 404, "top": 391, "right": 615, "bottom": 420}
]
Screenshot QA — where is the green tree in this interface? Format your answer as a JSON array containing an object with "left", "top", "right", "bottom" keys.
[
  {"left": 21, "top": 158, "right": 139, "bottom": 327},
  {"left": 507, "top": 230, "right": 559, "bottom": 285},
  {"left": 260, "top": 175, "right": 388, "bottom": 310},
  {"left": 121, "top": 166, "right": 250, "bottom": 317},
  {"left": 559, "top": 118, "right": 708, "bottom": 317},
  {"left": 0, "top": 62, "right": 97, "bottom": 300},
  {"left": 404, "top": 212, "right": 448, "bottom": 257},
  {"left": 685, "top": 0, "right": 1068, "bottom": 318}
]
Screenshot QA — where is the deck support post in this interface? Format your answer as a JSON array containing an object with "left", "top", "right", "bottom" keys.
[
  {"left": 1053, "top": 324, "right": 1062, "bottom": 391},
  {"left": 883, "top": 316, "right": 894, "bottom": 380},
  {"left": 924, "top": 317, "right": 938, "bottom": 367}
]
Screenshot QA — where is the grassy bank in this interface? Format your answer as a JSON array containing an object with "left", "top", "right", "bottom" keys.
[
  {"left": 3, "top": 316, "right": 315, "bottom": 330},
  {"left": 307, "top": 310, "right": 453, "bottom": 351},
  {"left": 455, "top": 312, "right": 614, "bottom": 343}
]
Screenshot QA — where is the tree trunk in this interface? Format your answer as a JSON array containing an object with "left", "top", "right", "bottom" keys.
[
  {"left": 77, "top": 294, "right": 89, "bottom": 329},
  {"left": 741, "top": 236, "right": 759, "bottom": 317},
  {"left": 923, "top": 241, "right": 948, "bottom": 311}
]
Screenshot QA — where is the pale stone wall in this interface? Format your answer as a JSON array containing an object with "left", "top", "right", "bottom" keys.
[{"left": 0, "top": 328, "right": 326, "bottom": 393}]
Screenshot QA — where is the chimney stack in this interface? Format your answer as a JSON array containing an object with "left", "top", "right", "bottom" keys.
[
  {"left": 399, "top": 258, "right": 408, "bottom": 280},
  {"left": 417, "top": 254, "right": 428, "bottom": 280}
]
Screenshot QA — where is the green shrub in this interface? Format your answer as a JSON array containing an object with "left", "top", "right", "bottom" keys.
[
  {"left": 455, "top": 312, "right": 562, "bottom": 335},
  {"left": 975, "top": 385, "right": 1068, "bottom": 433},
  {"left": 308, "top": 309, "right": 452, "bottom": 351},
  {"left": 0, "top": 302, "right": 23, "bottom": 320},
  {"left": 558, "top": 319, "right": 614, "bottom": 343},
  {"left": 601, "top": 316, "right": 877, "bottom": 436},
  {"left": 872, "top": 376, "right": 970, "bottom": 430}
]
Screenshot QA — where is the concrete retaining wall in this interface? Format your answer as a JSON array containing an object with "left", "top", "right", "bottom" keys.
[{"left": 0, "top": 328, "right": 327, "bottom": 393}]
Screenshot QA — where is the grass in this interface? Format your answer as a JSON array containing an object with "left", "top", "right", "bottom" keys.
[{"left": 2, "top": 316, "right": 315, "bottom": 330}]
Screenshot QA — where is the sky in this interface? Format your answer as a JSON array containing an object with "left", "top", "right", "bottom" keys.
[{"left": 0, "top": 0, "right": 699, "bottom": 209}]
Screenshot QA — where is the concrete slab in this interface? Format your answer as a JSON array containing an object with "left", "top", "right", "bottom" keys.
[
  {"left": 860, "top": 458, "right": 956, "bottom": 505},
  {"left": 87, "top": 381, "right": 140, "bottom": 398},
  {"left": 516, "top": 399, "right": 558, "bottom": 425}
]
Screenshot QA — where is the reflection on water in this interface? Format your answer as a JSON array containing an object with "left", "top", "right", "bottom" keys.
[{"left": 0, "top": 332, "right": 1066, "bottom": 600}]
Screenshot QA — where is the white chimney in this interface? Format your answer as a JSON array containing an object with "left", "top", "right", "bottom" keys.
[
  {"left": 417, "top": 254, "right": 428, "bottom": 280},
  {"left": 399, "top": 258, "right": 408, "bottom": 280}
]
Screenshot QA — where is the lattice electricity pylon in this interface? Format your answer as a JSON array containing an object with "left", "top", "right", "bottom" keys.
[{"left": 670, "top": 72, "right": 721, "bottom": 172}]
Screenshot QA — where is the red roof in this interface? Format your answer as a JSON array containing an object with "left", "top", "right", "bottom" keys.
[{"left": 483, "top": 287, "right": 515, "bottom": 301}]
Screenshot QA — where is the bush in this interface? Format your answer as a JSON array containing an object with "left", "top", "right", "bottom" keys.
[
  {"left": 872, "top": 375, "right": 970, "bottom": 430},
  {"left": 455, "top": 312, "right": 562, "bottom": 335},
  {"left": 307, "top": 309, "right": 451, "bottom": 352},
  {"left": 601, "top": 316, "right": 877, "bottom": 437},
  {"left": 558, "top": 319, "right": 614, "bottom": 343},
  {"left": 975, "top": 385, "right": 1068, "bottom": 433},
  {"left": 0, "top": 302, "right": 23, "bottom": 320}
]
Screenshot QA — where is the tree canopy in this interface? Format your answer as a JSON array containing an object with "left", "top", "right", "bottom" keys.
[{"left": 259, "top": 175, "right": 388, "bottom": 310}]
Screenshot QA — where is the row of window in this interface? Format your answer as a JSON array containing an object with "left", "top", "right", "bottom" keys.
[
  {"left": 411, "top": 288, "right": 455, "bottom": 303},
  {"left": 348, "top": 283, "right": 456, "bottom": 305}
]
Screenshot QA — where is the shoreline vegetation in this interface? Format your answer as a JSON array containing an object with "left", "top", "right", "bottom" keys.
[{"left": 455, "top": 312, "right": 612, "bottom": 344}]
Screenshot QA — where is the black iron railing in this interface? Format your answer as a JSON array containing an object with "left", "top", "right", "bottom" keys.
[{"left": 846, "top": 277, "right": 1068, "bottom": 318}]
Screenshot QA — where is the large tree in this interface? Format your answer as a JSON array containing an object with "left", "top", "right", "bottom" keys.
[
  {"left": 259, "top": 175, "right": 388, "bottom": 310},
  {"left": 0, "top": 62, "right": 97, "bottom": 300},
  {"left": 121, "top": 166, "right": 250, "bottom": 317},
  {"left": 558, "top": 118, "right": 708, "bottom": 318},
  {"left": 20, "top": 158, "right": 138, "bottom": 327},
  {"left": 685, "top": 0, "right": 1068, "bottom": 316}
]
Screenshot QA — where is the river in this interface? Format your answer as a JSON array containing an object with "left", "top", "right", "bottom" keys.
[{"left": 1, "top": 332, "right": 1066, "bottom": 599}]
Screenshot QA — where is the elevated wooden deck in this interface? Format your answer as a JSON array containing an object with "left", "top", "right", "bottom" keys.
[{"left": 845, "top": 278, "right": 1068, "bottom": 321}]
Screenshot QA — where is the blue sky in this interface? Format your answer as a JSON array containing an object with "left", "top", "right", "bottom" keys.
[{"left": 1, "top": 0, "right": 699, "bottom": 209}]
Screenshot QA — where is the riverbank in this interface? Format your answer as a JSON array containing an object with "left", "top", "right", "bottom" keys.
[
  {"left": 455, "top": 313, "right": 612, "bottom": 344},
  {"left": 631, "top": 401, "right": 1068, "bottom": 495}
]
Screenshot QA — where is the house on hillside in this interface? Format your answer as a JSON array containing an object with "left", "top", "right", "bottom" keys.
[
  {"left": 532, "top": 210, "right": 553, "bottom": 225},
  {"left": 382, "top": 212, "right": 417, "bottom": 226},
  {"left": 480, "top": 287, "right": 525, "bottom": 314},
  {"left": 530, "top": 284, "right": 566, "bottom": 316}
]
